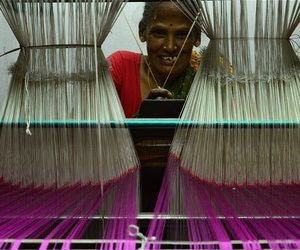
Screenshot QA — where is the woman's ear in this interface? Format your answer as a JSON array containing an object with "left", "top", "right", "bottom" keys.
[
  {"left": 193, "top": 29, "right": 201, "bottom": 47},
  {"left": 194, "top": 38, "right": 201, "bottom": 47},
  {"left": 139, "top": 22, "right": 146, "bottom": 42}
]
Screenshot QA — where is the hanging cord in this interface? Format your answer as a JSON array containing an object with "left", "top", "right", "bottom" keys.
[
  {"left": 92, "top": 2, "right": 99, "bottom": 90},
  {"left": 162, "top": 10, "right": 201, "bottom": 88},
  {"left": 128, "top": 225, "right": 156, "bottom": 250},
  {"left": 122, "top": 12, "right": 160, "bottom": 88},
  {"left": 24, "top": 71, "right": 32, "bottom": 136},
  {"left": 0, "top": 47, "right": 21, "bottom": 58},
  {"left": 0, "top": 44, "right": 102, "bottom": 59},
  {"left": 20, "top": 43, "right": 32, "bottom": 136},
  {"left": 92, "top": 0, "right": 104, "bottom": 195},
  {"left": 23, "top": 44, "right": 101, "bottom": 49}
]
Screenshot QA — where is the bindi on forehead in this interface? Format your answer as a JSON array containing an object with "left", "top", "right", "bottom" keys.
[{"left": 170, "top": 23, "right": 173, "bottom": 26}]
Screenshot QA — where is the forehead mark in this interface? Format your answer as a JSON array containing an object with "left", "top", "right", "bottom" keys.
[{"left": 170, "top": 23, "right": 173, "bottom": 26}]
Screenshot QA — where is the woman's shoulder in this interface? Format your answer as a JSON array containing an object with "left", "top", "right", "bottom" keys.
[{"left": 108, "top": 50, "right": 141, "bottom": 64}]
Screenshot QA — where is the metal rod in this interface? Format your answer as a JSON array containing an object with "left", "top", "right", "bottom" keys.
[
  {"left": 0, "top": 214, "right": 298, "bottom": 220},
  {"left": 1, "top": 238, "right": 298, "bottom": 246},
  {"left": 1, "top": 119, "right": 300, "bottom": 128}
]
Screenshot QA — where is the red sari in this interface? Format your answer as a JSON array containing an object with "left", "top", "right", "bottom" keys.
[{"left": 108, "top": 51, "right": 142, "bottom": 118}]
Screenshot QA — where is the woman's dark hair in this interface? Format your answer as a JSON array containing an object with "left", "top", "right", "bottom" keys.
[
  {"left": 140, "top": 2, "right": 161, "bottom": 27},
  {"left": 139, "top": 2, "right": 201, "bottom": 36}
]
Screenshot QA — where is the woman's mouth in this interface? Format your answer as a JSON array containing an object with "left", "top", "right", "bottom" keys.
[{"left": 159, "top": 56, "right": 178, "bottom": 65}]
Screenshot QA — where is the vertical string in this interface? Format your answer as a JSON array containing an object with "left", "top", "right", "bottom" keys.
[{"left": 24, "top": 71, "right": 32, "bottom": 136}]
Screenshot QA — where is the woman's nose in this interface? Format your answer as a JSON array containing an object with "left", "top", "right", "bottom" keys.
[{"left": 163, "top": 35, "right": 178, "bottom": 53}]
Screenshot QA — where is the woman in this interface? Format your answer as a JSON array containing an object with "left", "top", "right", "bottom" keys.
[{"left": 109, "top": 2, "right": 201, "bottom": 118}]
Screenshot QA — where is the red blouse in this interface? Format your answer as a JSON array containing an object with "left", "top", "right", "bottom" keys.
[{"left": 108, "top": 51, "right": 142, "bottom": 118}]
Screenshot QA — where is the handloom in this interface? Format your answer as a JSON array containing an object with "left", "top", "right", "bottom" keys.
[{"left": 0, "top": 0, "right": 299, "bottom": 249}]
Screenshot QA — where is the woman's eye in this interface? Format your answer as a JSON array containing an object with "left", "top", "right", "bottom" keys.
[
  {"left": 151, "top": 30, "right": 166, "bottom": 37},
  {"left": 176, "top": 33, "right": 188, "bottom": 39}
]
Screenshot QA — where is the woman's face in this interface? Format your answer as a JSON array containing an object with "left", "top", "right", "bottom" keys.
[{"left": 140, "top": 3, "right": 200, "bottom": 83}]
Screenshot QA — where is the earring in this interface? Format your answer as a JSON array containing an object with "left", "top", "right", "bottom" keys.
[{"left": 195, "top": 41, "right": 201, "bottom": 47}]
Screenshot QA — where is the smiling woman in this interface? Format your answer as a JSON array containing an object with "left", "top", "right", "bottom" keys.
[{"left": 108, "top": 2, "right": 201, "bottom": 118}]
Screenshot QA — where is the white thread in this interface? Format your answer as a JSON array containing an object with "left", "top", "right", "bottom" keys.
[
  {"left": 122, "top": 12, "right": 160, "bottom": 88},
  {"left": 163, "top": 11, "right": 201, "bottom": 88},
  {"left": 24, "top": 72, "right": 32, "bottom": 136}
]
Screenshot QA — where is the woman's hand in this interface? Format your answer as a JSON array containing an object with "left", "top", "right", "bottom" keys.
[{"left": 146, "top": 88, "right": 173, "bottom": 99}]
